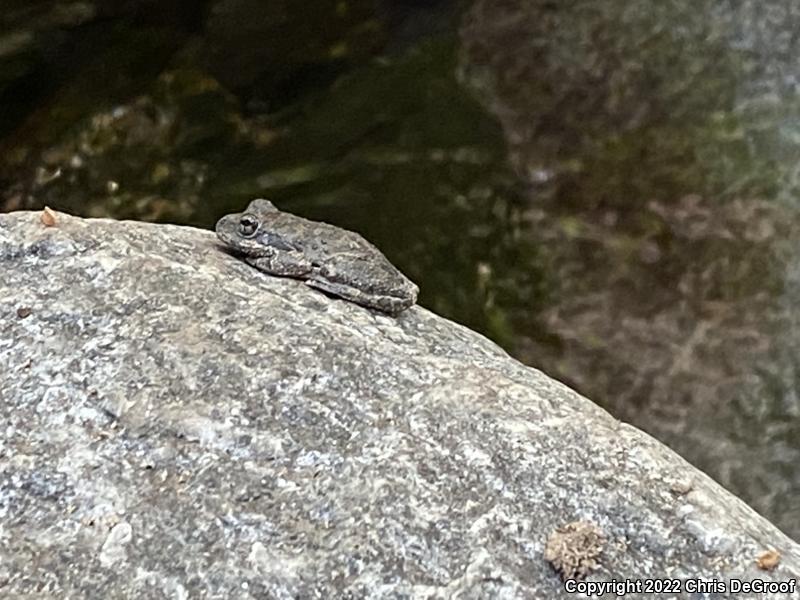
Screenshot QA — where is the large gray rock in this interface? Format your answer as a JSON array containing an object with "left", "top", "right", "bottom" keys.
[{"left": 0, "top": 209, "right": 798, "bottom": 598}]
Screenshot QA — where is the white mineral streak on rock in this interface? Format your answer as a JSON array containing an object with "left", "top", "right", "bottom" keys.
[{"left": 99, "top": 522, "right": 133, "bottom": 567}]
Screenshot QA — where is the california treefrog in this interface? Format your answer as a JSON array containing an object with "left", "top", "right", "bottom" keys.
[{"left": 216, "top": 199, "right": 419, "bottom": 315}]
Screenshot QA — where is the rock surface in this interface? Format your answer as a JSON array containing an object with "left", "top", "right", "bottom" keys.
[{"left": 0, "top": 209, "right": 798, "bottom": 598}]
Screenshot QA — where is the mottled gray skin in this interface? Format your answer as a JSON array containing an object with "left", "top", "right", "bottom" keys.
[{"left": 216, "top": 199, "right": 419, "bottom": 315}]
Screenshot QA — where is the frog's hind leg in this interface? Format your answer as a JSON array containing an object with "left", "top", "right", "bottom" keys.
[
  {"left": 305, "top": 278, "right": 408, "bottom": 315},
  {"left": 305, "top": 278, "right": 368, "bottom": 307}
]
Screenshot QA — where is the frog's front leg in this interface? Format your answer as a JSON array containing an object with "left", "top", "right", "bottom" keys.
[{"left": 246, "top": 251, "right": 313, "bottom": 277}]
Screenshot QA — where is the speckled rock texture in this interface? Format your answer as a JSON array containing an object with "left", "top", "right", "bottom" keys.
[{"left": 1, "top": 209, "right": 798, "bottom": 599}]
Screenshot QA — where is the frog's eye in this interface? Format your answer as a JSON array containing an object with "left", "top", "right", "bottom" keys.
[{"left": 238, "top": 214, "right": 260, "bottom": 238}]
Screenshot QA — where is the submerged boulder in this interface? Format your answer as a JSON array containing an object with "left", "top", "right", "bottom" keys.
[{"left": 0, "top": 209, "right": 798, "bottom": 598}]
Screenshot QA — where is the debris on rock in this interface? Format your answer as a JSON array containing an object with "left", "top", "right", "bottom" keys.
[
  {"left": 544, "top": 520, "right": 605, "bottom": 581},
  {"left": 756, "top": 549, "right": 781, "bottom": 571},
  {"left": 40, "top": 206, "right": 57, "bottom": 227}
]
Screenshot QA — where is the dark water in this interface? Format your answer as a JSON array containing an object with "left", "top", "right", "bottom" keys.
[{"left": 1, "top": 0, "right": 799, "bottom": 538}]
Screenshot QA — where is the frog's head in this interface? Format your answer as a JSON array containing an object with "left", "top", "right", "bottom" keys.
[{"left": 215, "top": 198, "right": 280, "bottom": 257}]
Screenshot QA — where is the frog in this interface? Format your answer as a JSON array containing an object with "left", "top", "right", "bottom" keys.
[{"left": 215, "top": 199, "right": 419, "bottom": 315}]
